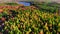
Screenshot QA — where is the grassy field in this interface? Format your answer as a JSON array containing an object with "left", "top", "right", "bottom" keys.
[{"left": 0, "top": 2, "right": 60, "bottom": 34}]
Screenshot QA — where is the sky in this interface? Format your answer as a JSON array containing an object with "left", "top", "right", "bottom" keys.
[{"left": 0, "top": 0, "right": 60, "bottom": 3}]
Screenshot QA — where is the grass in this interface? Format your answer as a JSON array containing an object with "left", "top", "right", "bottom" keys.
[{"left": 0, "top": 3, "right": 19, "bottom": 6}]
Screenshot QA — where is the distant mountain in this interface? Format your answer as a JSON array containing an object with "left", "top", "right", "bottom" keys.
[{"left": 0, "top": 0, "right": 16, "bottom": 3}]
